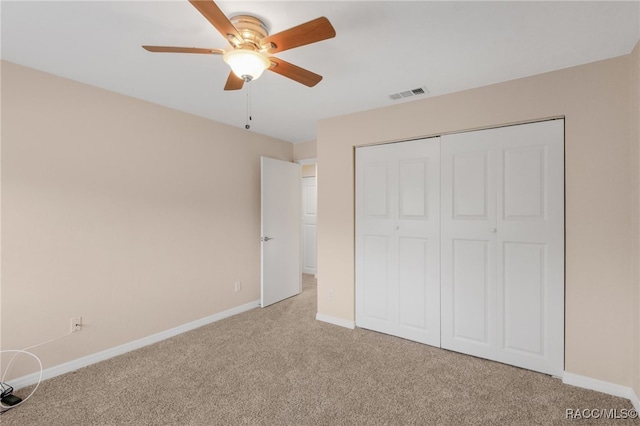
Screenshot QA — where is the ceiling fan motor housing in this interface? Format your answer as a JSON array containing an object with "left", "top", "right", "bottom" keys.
[{"left": 229, "top": 15, "right": 270, "bottom": 50}]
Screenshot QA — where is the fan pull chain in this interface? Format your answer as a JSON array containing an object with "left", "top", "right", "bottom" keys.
[{"left": 245, "top": 81, "right": 252, "bottom": 130}]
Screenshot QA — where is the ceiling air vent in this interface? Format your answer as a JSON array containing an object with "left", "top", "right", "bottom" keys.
[{"left": 388, "top": 86, "right": 429, "bottom": 101}]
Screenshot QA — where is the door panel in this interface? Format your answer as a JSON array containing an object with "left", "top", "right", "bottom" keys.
[
  {"left": 303, "top": 224, "right": 317, "bottom": 273},
  {"left": 357, "top": 147, "right": 397, "bottom": 334},
  {"left": 303, "top": 181, "right": 317, "bottom": 216},
  {"left": 301, "top": 176, "right": 317, "bottom": 275},
  {"left": 495, "top": 120, "right": 564, "bottom": 376},
  {"left": 441, "top": 237, "right": 496, "bottom": 360},
  {"left": 453, "top": 151, "right": 491, "bottom": 220},
  {"left": 503, "top": 146, "right": 546, "bottom": 220},
  {"left": 399, "top": 159, "right": 428, "bottom": 218},
  {"left": 398, "top": 238, "right": 428, "bottom": 328},
  {"left": 356, "top": 138, "right": 441, "bottom": 346},
  {"left": 362, "top": 235, "right": 391, "bottom": 323},
  {"left": 364, "top": 162, "right": 391, "bottom": 218},
  {"left": 503, "top": 242, "right": 545, "bottom": 355},
  {"left": 452, "top": 239, "right": 490, "bottom": 343},
  {"left": 441, "top": 135, "right": 497, "bottom": 359},
  {"left": 261, "top": 157, "right": 301, "bottom": 308},
  {"left": 442, "top": 119, "right": 564, "bottom": 376}
]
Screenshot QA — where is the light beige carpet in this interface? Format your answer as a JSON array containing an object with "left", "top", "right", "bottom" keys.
[{"left": 2, "top": 275, "right": 637, "bottom": 425}]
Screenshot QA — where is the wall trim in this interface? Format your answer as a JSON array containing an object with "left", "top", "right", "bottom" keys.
[
  {"left": 9, "top": 300, "right": 260, "bottom": 390},
  {"left": 563, "top": 372, "right": 640, "bottom": 411},
  {"left": 316, "top": 313, "right": 356, "bottom": 329}
]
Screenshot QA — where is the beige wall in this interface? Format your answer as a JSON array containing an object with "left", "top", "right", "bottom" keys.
[
  {"left": 317, "top": 46, "right": 639, "bottom": 389},
  {"left": 0, "top": 61, "right": 3, "bottom": 354},
  {"left": 293, "top": 140, "right": 317, "bottom": 161},
  {"left": 0, "top": 61, "right": 293, "bottom": 378},
  {"left": 631, "top": 42, "right": 640, "bottom": 399}
]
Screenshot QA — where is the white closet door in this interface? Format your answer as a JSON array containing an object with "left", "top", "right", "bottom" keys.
[
  {"left": 494, "top": 120, "right": 564, "bottom": 376},
  {"left": 441, "top": 120, "right": 564, "bottom": 376},
  {"left": 356, "top": 138, "right": 441, "bottom": 346},
  {"left": 440, "top": 136, "right": 498, "bottom": 361}
]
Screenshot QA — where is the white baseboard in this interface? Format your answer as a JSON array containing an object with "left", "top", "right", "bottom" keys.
[
  {"left": 563, "top": 372, "right": 640, "bottom": 411},
  {"left": 315, "top": 313, "right": 355, "bottom": 329},
  {"left": 8, "top": 300, "right": 260, "bottom": 390}
]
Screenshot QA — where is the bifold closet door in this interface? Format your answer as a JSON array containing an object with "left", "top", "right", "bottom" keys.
[
  {"left": 355, "top": 138, "right": 441, "bottom": 346},
  {"left": 440, "top": 120, "right": 565, "bottom": 376}
]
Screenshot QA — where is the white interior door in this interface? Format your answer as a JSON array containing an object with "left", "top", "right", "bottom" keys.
[
  {"left": 441, "top": 120, "right": 564, "bottom": 376},
  {"left": 355, "top": 137, "right": 441, "bottom": 346},
  {"left": 261, "top": 157, "right": 301, "bottom": 307},
  {"left": 301, "top": 177, "right": 317, "bottom": 275}
]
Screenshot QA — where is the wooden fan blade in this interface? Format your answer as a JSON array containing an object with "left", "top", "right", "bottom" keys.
[
  {"left": 261, "top": 17, "right": 336, "bottom": 54},
  {"left": 268, "top": 57, "right": 322, "bottom": 87},
  {"left": 189, "top": 0, "right": 242, "bottom": 46},
  {"left": 142, "top": 46, "right": 224, "bottom": 55},
  {"left": 224, "top": 72, "right": 244, "bottom": 91}
]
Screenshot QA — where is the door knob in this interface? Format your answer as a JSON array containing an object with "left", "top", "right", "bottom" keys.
[{"left": 261, "top": 236, "right": 274, "bottom": 242}]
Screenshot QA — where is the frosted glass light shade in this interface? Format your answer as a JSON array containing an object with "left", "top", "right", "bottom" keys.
[{"left": 223, "top": 49, "right": 270, "bottom": 81}]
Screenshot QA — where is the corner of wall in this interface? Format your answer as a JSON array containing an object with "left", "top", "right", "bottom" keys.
[{"left": 293, "top": 140, "right": 317, "bottom": 161}]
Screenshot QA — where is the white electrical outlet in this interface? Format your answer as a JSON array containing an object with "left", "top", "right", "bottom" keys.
[
  {"left": 70, "top": 316, "right": 82, "bottom": 333},
  {"left": 234, "top": 281, "right": 241, "bottom": 292}
]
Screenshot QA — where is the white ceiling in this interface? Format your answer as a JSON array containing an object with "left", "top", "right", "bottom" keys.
[{"left": 2, "top": 1, "right": 639, "bottom": 144}]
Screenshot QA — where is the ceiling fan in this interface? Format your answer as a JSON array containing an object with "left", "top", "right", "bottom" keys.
[{"left": 142, "top": 0, "right": 336, "bottom": 91}]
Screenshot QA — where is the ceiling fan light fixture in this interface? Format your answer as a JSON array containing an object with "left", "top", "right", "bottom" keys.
[
  {"left": 223, "top": 49, "right": 270, "bottom": 82},
  {"left": 142, "top": 2, "right": 336, "bottom": 90}
]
